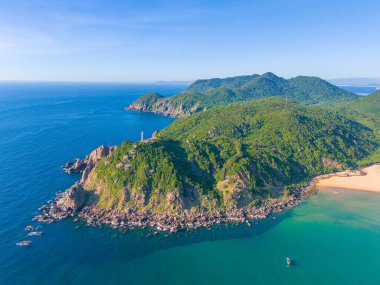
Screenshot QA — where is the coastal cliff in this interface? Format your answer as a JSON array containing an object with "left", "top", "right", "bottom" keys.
[
  {"left": 36, "top": 97, "right": 380, "bottom": 231},
  {"left": 126, "top": 92, "right": 206, "bottom": 118}
]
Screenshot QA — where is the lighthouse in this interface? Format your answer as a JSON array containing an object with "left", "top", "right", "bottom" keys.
[{"left": 141, "top": 131, "right": 144, "bottom": 142}]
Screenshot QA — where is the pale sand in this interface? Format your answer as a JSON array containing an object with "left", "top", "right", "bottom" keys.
[{"left": 316, "top": 164, "right": 380, "bottom": 192}]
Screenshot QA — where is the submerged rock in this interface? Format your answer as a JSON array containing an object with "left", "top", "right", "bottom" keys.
[
  {"left": 16, "top": 240, "right": 32, "bottom": 246},
  {"left": 27, "top": 231, "right": 44, "bottom": 236}
]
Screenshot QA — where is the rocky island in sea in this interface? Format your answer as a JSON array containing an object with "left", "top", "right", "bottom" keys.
[{"left": 34, "top": 78, "right": 380, "bottom": 232}]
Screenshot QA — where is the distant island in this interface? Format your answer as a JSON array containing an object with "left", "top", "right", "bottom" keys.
[{"left": 34, "top": 73, "right": 380, "bottom": 233}]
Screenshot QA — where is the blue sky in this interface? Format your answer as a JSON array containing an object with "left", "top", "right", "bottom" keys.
[{"left": 0, "top": 0, "right": 379, "bottom": 82}]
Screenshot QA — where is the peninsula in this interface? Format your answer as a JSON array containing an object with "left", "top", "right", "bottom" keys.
[
  {"left": 127, "top": 72, "right": 358, "bottom": 118},
  {"left": 35, "top": 94, "right": 380, "bottom": 232}
]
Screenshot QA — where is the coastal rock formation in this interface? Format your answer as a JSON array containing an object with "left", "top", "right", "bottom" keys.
[
  {"left": 81, "top": 145, "right": 115, "bottom": 183},
  {"left": 62, "top": 145, "right": 116, "bottom": 182},
  {"left": 56, "top": 183, "right": 85, "bottom": 212},
  {"left": 126, "top": 93, "right": 203, "bottom": 118},
  {"left": 36, "top": 182, "right": 317, "bottom": 233},
  {"left": 62, "top": 158, "right": 87, "bottom": 174},
  {"left": 33, "top": 183, "right": 86, "bottom": 223},
  {"left": 33, "top": 145, "right": 116, "bottom": 222}
]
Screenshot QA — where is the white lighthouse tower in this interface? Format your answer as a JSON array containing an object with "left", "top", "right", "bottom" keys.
[{"left": 141, "top": 130, "right": 144, "bottom": 142}]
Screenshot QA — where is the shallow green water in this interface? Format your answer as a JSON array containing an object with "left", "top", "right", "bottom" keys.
[
  {"left": 96, "top": 189, "right": 380, "bottom": 285},
  {"left": 22, "top": 189, "right": 379, "bottom": 285}
]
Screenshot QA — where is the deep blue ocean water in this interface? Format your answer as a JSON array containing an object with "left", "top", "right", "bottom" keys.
[
  {"left": 339, "top": 85, "right": 378, "bottom": 95},
  {"left": 1, "top": 83, "right": 380, "bottom": 285}
]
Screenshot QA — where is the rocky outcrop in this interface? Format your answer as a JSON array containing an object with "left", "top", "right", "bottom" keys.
[
  {"left": 34, "top": 168, "right": 317, "bottom": 232},
  {"left": 56, "top": 183, "right": 86, "bottom": 212},
  {"left": 32, "top": 145, "right": 116, "bottom": 223},
  {"left": 322, "top": 157, "right": 344, "bottom": 171},
  {"left": 127, "top": 101, "right": 202, "bottom": 118},
  {"left": 80, "top": 145, "right": 115, "bottom": 184},
  {"left": 35, "top": 181, "right": 317, "bottom": 233},
  {"left": 62, "top": 158, "right": 87, "bottom": 174},
  {"left": 63, "top": 145, "right": 115, "bottom": 182},
  {"left": 33, "top": 183, "right": 86, "bottom": 223}
]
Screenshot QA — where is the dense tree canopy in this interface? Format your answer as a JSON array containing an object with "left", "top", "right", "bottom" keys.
[
  {"left": 88, "top": 98, "right": 379, "bottom": 213},
  {"left": 127, "top": 73, "right": 358, "bottom": 117}
]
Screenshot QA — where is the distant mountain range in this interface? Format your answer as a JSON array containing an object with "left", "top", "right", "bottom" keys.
[{"left": 127, "top": 72, "right": 358, "bottom": 118}]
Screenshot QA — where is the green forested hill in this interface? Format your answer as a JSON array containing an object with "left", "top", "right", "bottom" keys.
[
  {"left": 127, "top": 72, "right": 358, "bottom": 117},
  {"left": 186, "top": 74, "right": 259, "bottom": 93},
  {"left": 287, "top": 76, "right": 357, "bottom": 103},
  {"left": 351, "top": 91, "right": 380, "bottom": 116},
  {"left": 88, "top": 98, "right": 378, "bottom": 212},
  {"left": 332, "top": 91, "right": 380, "bottom": 131}
]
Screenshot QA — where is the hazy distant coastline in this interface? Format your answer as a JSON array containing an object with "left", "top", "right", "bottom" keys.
[{"left": 329, "top": 78, "right": 380, "bottom": 87}]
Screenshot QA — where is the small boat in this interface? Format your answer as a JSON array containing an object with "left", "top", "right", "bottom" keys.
[{"left": 286, "top": 257, "right": 291, "bottom": 266}]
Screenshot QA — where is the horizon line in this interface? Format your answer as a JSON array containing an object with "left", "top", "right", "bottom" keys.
[
  {"left": 1, "top": 74, "right": 380, "bottom": 85},
  {"left": 0, "top": 79, "right": 194, "bottom": 85}
]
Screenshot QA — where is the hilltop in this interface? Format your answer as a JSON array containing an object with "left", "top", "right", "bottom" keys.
[{"left": 127, "top": 73, "right": 358, "bottom": 117}]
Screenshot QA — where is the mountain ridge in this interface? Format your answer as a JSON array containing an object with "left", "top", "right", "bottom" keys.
[{"left": 127, "top": 72, "right": 358, "bottom": 117}]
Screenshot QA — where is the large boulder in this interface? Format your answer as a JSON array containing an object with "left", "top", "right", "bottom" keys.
[{"left": 56, "top": 183, "right": 85, "bottom": 212}]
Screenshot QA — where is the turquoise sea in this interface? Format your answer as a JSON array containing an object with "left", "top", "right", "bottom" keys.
[{"left": 1, "top": 83, "right": 380, "bottom": 285}]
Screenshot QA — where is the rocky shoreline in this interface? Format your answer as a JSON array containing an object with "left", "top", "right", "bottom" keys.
[
  {"left": 34, "top": 181, "right": 317, "bottom": 233},
  {"left": 126, "top": 104, "right": 188, "bottom": 118},
  {"left": 125, "top": 95, "right": 201, "bottom": 118},
  {"left": 32, "top": 142, "right": 320, "bottom": 234}
]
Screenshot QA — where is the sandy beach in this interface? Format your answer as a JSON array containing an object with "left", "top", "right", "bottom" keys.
[{"left": 317, "top": 164, "right": 380, "bottom": 192}]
